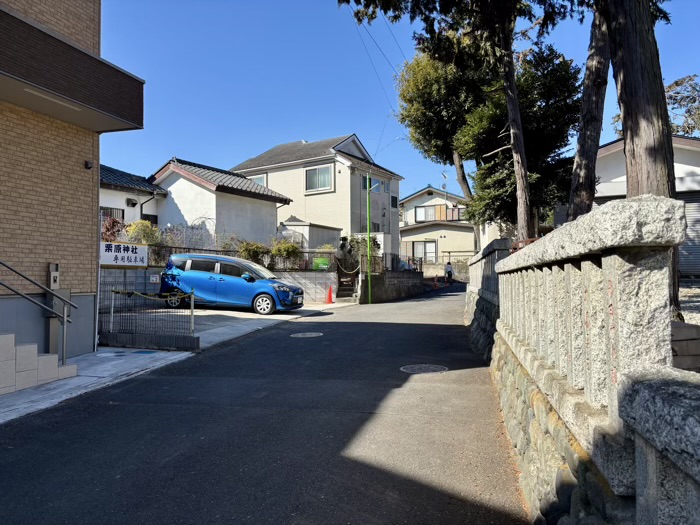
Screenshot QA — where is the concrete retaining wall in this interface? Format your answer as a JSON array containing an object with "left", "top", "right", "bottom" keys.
[
  {"left": 474, "top": 196, "right": 700, "bottom": 524},
  {"left": 358, "top": 271, "right": 424, "bottom": 304},
  {"left": 423, "top": 260, "right": 470, "bottom": 280},
  {"left": 276, "top": 271, "right": 337, "bottom": 303}
]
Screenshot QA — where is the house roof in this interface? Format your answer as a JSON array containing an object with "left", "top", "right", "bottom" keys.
[
  {"left": 400, "top": 184, "right": 464, "bottom": 204},
  {"left": 338, "top": 151, "right": 404, "bottom": 180},
  {"left": 232, "top": 135, "right": 353, "bottom": 171},
  {"left": 100, "top": 164, "right": 167, "bottom": 195},
  {"left": 400, "top": 221, "right": 475, "bottom": 233},
  {"left": 597, "top": 134, "right": 700, "bottom": 158},
  {"left": 150, "top": 158, "right": 292, "bottom": 205}
]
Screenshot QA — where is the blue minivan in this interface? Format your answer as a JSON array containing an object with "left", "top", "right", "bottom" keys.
[{"left": 160, "top": 253, "right": 304, "bottom": 315}]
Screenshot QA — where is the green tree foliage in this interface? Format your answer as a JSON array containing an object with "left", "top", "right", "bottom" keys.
[
  {"left": 455, "top": 45, "right": 581, "bottom": 225},
  {"left": 125, "top": 220, "right": 162, "bottom": 245},
  {"left": 396, "top": 51, "right": 492, "bottom": 197}
]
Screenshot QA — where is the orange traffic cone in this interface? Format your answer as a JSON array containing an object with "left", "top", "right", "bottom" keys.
[{"left": 325, "top": 285, "right": 334, "bottom": 304}]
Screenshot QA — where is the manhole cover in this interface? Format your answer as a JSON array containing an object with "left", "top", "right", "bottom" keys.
[
  {"left": 400, "top": 364, "right": 449, "bottom": 374},
  {"left": 290, "top": 332, "right": 324, "bottom": 338}
]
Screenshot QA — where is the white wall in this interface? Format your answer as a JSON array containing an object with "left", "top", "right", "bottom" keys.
[
  {"left": 597, "top": 145, "right": 700, "bottom": 197},
  {"left": 99, "top": 188, "right": 160, "bottom": 224},
  {"left": 402, "top": 224, "right": 476, "bottom": 257},
  {"left": 156, "top": 172, "right": 217, "bottom": 235},
  {"left": 215, "top": 192, "right": 277, "bottom": 244}
]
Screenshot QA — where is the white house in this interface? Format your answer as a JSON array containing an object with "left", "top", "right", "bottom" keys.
[
  {"left": 399, "top": 184, "right": 477, "bottom": 264},
  {"left": 100, "top": 165, "right": 167, "bottom": 225},
  {"left": 231, "top": 134, "right": 403, "bottom": 254},
  {"left": 595, "top": 135, "right": 700, "bottom": 275},
  {"left": 148, "top": 158, "right": 292, "bottom": 245}
]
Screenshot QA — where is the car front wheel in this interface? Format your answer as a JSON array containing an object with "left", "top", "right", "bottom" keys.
[
  {"left": 165, "top": 294, "right": 182, "bottom": 309},
  {"left": 253, "top": 294, "right": 275, "bottom": 315}
]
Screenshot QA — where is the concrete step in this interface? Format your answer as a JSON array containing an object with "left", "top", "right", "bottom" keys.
[
  {"left": 0, "top": 333, "right": 79, "bottom": 396},
  {"left": 335, "top": 296, "right": 358, "bottom": 304}
]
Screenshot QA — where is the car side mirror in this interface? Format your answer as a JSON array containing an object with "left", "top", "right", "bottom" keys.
[{"left": 242, "top": 272, "right": 254, "bottom": 282}]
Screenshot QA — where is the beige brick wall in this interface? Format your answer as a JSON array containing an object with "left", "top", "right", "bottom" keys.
[
  {"left": 0, "top": 101, "right": 99, "bottom": 294},
  {"left": 0, "top": 0, "right": 100, "bottom": 54}
]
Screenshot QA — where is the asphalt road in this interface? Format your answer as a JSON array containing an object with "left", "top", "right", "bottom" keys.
[{"left": 0, "top": 284, "right": 527, "bottom": 525}]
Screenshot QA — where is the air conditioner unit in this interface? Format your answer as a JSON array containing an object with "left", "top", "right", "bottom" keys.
[{"left": 125, "top": 198, "right": 138, "bottom": 207}]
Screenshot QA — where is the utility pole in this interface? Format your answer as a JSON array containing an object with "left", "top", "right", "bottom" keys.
[{"left": 366, "top": 175, "right": 379, "bottom": 304}]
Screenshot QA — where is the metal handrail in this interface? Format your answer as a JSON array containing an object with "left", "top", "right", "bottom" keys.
[
  {"left": 0, "top": 260, "right": 78, "bottom": 309},
  {"left": 0, "top": 280, "right": 72, "bottom": 324},
  {"left": 0, "top": 259, "right": 78, "bottom": 366}
]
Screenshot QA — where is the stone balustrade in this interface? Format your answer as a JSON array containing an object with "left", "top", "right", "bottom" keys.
[
  {"left": 465, "top": 239, "right": 511, "bottom": 358},
  {"left": 487, "top": 195, "right": 700, "bottom": 524}
]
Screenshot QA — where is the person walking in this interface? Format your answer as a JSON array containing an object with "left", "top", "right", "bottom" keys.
[{"left": 444, "top": 261, "right": 453, "bottom": 285}]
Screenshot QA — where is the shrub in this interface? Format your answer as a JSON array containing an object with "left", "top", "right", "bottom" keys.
[
  {"left": 271, "top": 239, "right": 301, "bottom": 259},
  {"left": 236, "top": 240, "right": 270, "bottom": 264},
  {"left": 315, "top": 243, "right": 336, "bottom": 252},
  {"left": 102, "top": 216, "right": 125, "bottom": 242},
  {"left": 125, "top": 220, "right": 162, "bottom": 245}
]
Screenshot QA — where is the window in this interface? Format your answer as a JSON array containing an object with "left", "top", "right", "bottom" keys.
[
  {"left": 384, "top": 180, "right": 390, "bottom": 193},
  {"left": 306, "top": 166, "right": 332, "bottom": 192},
  {"left": 415, "top": 206, "right": 436, "bottom": 222},
  {"left": 372, "top": 222, "right": 381, "bottom": 232},
  {"left": 391, "top": 196, "right": 398, "bottom": 209},
  {"left": 249, "top": 174, "right": 266, "bottom": 187},
  {"left": 362, "top": 175, "right": 380, "bottom": 193},
  {"left": 446, "top": 206, "right": 465, "bottom": 221},
  {"left": 190, "top": 259, "right": 216, "bottom": 273},
  {"left": 100, "top": 207, "right": 124, "bottom": 222},
  {"left": 413, "top": 241, "right": 437, "bottom": 263},
  {"left": 142, "top": 214, "right": 158, "bottom": 226},
  {"left": 220, "top": 263, "right": 242, "bottom": 277}
]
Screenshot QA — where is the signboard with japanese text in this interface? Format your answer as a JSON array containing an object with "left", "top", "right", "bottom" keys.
[{"left": 100, "top": 242, "right": 149, "bottom": 267}]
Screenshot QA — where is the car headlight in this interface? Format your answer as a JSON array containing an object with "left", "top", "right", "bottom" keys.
[{"left": 272, "top": 284, "right": 291, "bottom": 292}]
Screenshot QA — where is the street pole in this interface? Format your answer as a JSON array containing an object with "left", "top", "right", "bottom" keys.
[{"left": 367, "top": 175, "right": 372, "bottom": 305}]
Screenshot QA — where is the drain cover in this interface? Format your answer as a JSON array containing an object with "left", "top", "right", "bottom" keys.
[
  {"left": 290, "top": 332, "right": 324, "bottom": 338},
  {"left": 400, "top": 364, "right": 448, "bottom": 374}
]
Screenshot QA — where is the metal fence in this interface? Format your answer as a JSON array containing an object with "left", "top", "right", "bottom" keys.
[
  {"left": 148, "top": 246, "right": 337, "bottom": 272},
  {"left": 98, "top": 280, "right": 194, "bottom": 337}
]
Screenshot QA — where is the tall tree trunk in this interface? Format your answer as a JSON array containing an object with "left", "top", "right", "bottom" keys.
[
  {"left": 602, "top": 0, "right": 681, "bottom": 318},
  {"left": 567, "top": 11, "right": 610, "bottom": 221},
  {"left": 500, "top": 25, "right": 533, "bottom": 241},
  {"left": 452, "top": 149, "right": 482, "bottom": 251},
  {"left": 453, "top": 150, "right": 473, "bottom": 199}
]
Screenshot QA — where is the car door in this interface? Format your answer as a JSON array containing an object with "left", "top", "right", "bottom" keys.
[
  {"left": 184, "top": 258, "right": 218, "bottom": 303},
  {"left": 216, "top": 262, "right": 249, "bottom": 306}
]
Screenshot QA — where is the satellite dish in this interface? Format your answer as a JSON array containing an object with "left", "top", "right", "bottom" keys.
[{"left": 441, "top": 183, "right": 447, "bottom": 190}]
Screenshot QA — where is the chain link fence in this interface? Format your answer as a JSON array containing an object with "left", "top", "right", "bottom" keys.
[{"left": 98, "top": 279, "right": 194, "bottom": 338}]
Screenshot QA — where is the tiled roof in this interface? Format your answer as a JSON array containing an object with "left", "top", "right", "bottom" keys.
[
  {"left": 231, "top": 135, "right": 353, "bottom": 171},
  {"left": 100, "top": 164, "right": 167, "bottom": 194},
  {"left": 167, "top": 158, "right": 292, "bottom": 204}
]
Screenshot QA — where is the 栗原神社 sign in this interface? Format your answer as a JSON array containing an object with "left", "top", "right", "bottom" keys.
[{"left": 100, "top": 242, "right": 148, "bottom": 267}]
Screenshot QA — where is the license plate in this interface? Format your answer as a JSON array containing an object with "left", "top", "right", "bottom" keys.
[{"left": 295, "top": 297, "right": 303, "bottom": 304}]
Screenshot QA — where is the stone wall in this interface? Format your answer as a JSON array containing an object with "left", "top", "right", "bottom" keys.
[
  {"left": 464, "top": 239, "right": 510, "bottom": 359},
  {"left": 358, "top": 271, "right": 424, "bottom": 304},
  {"left": 485, "top": 196, "right": 700, "bottom": 524}
]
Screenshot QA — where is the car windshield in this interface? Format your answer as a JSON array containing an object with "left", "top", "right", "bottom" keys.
[{"left": 243, "top": 261, "right": 278, "bottom": 280}]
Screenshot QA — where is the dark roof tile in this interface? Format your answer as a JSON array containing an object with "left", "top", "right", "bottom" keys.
[
  {"left": 170, "top": 158, "right": 291, "bottom": 204},
  {"left": 100, "top": 164, "right": 167, "bottom": 194},
  {"left": 231, "top": 135, "right": 353, "bottom": 171}
]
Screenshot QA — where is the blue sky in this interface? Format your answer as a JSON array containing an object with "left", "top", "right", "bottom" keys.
[{"left": 101, "top": 0, "right": 700, "bottom": 198}]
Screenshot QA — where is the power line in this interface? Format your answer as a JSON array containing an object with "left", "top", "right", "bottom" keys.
[
  {"left": 381, "top": 12, "right": 408, "bottom": 63},
  {"left": 346, "top": 5, "right": 396, "bottom": 113},
  {"left": 349, "top": 5, "right": 399, "bottom": 76}
]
